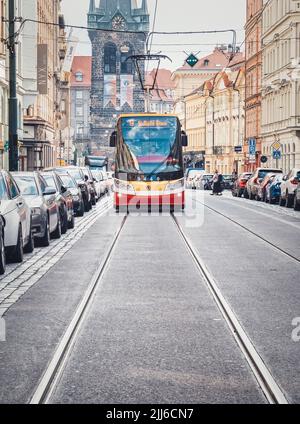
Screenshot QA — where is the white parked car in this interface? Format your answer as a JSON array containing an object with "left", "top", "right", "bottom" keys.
[
  {"left": 0, "top": 170, "right": 34, "bottom": 263},
  {"left": 91, "top": 169, "right": 107, "bottom": 198},
  {"left": 279, "top": 168, "right": 300, "bottom": 208}
]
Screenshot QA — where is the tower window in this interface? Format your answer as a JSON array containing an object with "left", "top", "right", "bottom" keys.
[
  {"left": 104, "top": 43, "right": 117, "bottom": 74},
  {"left": 121, "top": 47, "right": 133, "bottom": 74}
]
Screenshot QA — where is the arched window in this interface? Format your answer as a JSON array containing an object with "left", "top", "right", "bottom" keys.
[
  {"left": 104, "top": 43, "right": 117, "bottom": 74},
  {"left": 120, "top": 46, "right": 133, "bottom": 74}
]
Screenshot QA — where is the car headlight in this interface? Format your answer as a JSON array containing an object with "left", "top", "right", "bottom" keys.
[
  {"left": 114, "top": 179, "right": 136, "bottom": 195},
  {"left": 31, "top": 207, "right": 41, "bottom": 215},
  {"left": 165, "top": 179, "right": 185, "bottom": 193}
]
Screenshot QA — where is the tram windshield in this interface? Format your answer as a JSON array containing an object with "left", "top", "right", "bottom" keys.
[{"left": 117, "top": 116, "right": 183, "bottom": 181}]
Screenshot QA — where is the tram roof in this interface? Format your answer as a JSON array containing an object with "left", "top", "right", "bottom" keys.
[{"left": 118, "top": 113, "right": 179, "bottom": 119}]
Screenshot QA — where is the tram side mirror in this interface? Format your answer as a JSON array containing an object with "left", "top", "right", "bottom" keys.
[
  {"left": 181, "top": 131, "right": 188, "bottom": 147},
  {"left": 110, "top": 131, "right": 117, "bottom": 147}
]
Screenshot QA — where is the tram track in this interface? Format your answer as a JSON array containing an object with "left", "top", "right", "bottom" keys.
[
  {"left": 171, "top": 213, "right": 289, "bottom": 405},
  {"left": 29, "top": 214, "right": 127, "bottom": 404},
  {"left": 197, "top": 199, "right": 300, "bottom": 264}
]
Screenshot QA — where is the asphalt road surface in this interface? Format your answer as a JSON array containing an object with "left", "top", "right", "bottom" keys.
[{"left": 0, "top": 192, "right": 299, "bottom": 404}]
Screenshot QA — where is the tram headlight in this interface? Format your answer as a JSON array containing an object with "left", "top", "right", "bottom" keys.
[
  {"left": 115, "top": 179, "right": 136, "bottom": 195},
  {"left": 165, "top": 179, "right": 185, "bottom": 194}
]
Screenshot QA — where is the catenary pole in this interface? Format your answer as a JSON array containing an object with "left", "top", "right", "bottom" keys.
[{"left": 8, "top": 0, "right": 19, "bottom": 171}]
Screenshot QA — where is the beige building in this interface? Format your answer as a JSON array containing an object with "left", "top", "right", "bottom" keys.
[
  {"left": 205, "top": 69, "right": 245, "bottom": 174},
  {"left": 261, "top": 0, "right": 300, "bottom": 172},
  {"left": 22, "top": 0, "right": 65, "bottom": 170},
  {"left": 0, "top": 0, "right": 8, "bottom": 169}
]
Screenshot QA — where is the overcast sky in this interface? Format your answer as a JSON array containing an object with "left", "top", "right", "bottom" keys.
[{"left": 61, "top": 0, "right": 246, "bottom": 70}]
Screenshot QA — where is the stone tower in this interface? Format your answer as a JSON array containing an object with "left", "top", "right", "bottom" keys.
[{"left": 88, "top": 0, "right": 150, "bottom": 152}]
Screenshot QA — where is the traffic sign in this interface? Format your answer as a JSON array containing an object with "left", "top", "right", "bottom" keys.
[
  {"left": 248, "top": 138, "right": 256, "bottom": 155},
  {"left": 261, "top": 156, "right": 268, "bottom": 164},
  {"left": 273, "top": 150, "right": 282, "bottom": 160},
  {"left": 234, "top": 146, "right": 243, "bottom": 153},
  {"left": 186, "top": 54, "right": 199, "bottom": 68}
]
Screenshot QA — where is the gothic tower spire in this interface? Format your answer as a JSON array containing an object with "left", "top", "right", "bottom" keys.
[{"left": 89, "top": 0, "right": 96, "bottom": 13}]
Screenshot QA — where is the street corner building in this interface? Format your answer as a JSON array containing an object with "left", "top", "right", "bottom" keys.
[{"left": 87, "top": 0, "right": 150, "bottom": 153}]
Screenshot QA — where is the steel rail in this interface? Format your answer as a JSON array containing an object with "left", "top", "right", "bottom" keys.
[
  {"left": 171, "top": 213, "right": 289, "bottom": 405},
  {"left": 198, "top": 200, "right": 300, "bottom": 264},
  {"left": 29, "top": 214, "right": 128, "bottom": 404}
]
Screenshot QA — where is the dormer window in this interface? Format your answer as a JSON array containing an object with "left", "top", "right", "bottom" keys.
[
  {"left": 204, "top": 60, "right": 209, "bottom": 66},
  {"left": 75, "top": 72, "right": 83, "bottom": 82}
]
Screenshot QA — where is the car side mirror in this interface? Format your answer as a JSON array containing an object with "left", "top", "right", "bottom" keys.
[
  {"left": 84, "top": 175, "right": 89, "bottom": 182},
  {"left": 61, "top": 185, "right": 67, "bottom": 194},
  {"left": 110, "top": 131, "right": 117, "bottom": 148},
  {"left": 43, "top": 187, "right": 56, "bottom": 196},
  {"left": 181, "top": 131, "right": 188, "bottom": 147}
]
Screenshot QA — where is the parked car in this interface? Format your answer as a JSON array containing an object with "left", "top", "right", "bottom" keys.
[
  {"left": 91, "top": 169, "right": 107, "bottom": 198},
  {"left": 55, "top": 167, "right": 92, "bottom": 212},
  {"left": 279, "top": 168, "right": 300, "bottom": 208},
  {"left": 42, "top": 171, "right": 75, "bottom": 233},
  {"left": 222, "top": 175, "right": 235, "bottom": 191},
  {"left": 246, "top": 168, "right": 282, "bottom": 200},
  {"left": 12, "top": 172, "right": 60, "bottom": 246},
  {"left": 0, "top": 170, "right": 34, "bottom": 263},
  {"left": 257, "top": 173, "right": 280, "bottom": 202},
  {"left": 106, "top": 172, "right": 114, "bottom": 192},
  {"left": 185, "top": 169, "right": 205, "bottom": 189},
  {"left": 232, "top": 173, "right": 252, "bottom": 197},
  {"left": 265, "top": 174, "right": 283, "bottom": 204},
  {"left": 80, "top": 167, "right": 97, "bottom": 205},
  {"left": 195, "top": 174, "right": 213, "bottom": 190},
  {"left": 293, "top": 172, "right": 300, "bottom": 211},
  {"left": 58, "top": 173, "right": 85, "bottom": 217},
  {"left": 0, "top": 214, "right": 6, "bottom": 274}
]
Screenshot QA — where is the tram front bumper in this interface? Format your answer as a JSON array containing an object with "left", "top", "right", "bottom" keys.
[{"left": 115, "top": 191, "right": 185, "bottom": 208}]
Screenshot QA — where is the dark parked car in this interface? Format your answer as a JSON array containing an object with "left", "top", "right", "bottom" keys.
[
  {"left": 58, "top": 173, "right": 85, "bottom": 217},
  {"left": 257, "top": 173, "right": 280, "bottom": 202},
  {"left": 12, "top": 172, "right": 60, "bottom": 246},
  {"left": 0, "top": 214, "right": 6, "bottom": 275},
  {"left": 42, "top": 171, "right": 75, "bottom": 234},
  {"left": 222, "top": 175, "right": 235, "bottom": 190},
  {"left": 232, "top": 173, "right": 252, "bottom": 197},
  {"left": 265, "top": 174, "right": 283, "bottom": 204},
  {"left": 55, "top": 167, "right": 92, "bottom": 212}
]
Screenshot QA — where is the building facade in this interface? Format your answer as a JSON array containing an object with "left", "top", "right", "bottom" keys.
[
  {"left": 245, "top": 0, "right": 263, "bottom": 171},
  {"left": 261, "top": 0, "right": 300, "bottom": 172},
  {"left": 88, "top": 0, "right": 149, "bottom": 153},
  {"left": 70, "top": 56, "right": 92, "bottom": 163},
  {"left": 21, "top": 0, "right": 63, "bottom": 171},
  {"left": 205, "top": 69, "right": 245, "bottom": 175},
  {"left": 146, "top": 69, "right": 175, "bottom": 114}
]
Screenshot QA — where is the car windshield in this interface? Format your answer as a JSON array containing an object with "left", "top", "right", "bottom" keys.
[
  {"left": 91, "top": 170, "right": 102, "bottom": 180},
  {"left": 202, "top": 175, "right": 213, "bottom": 180},
  {"left": 43, "top": 175, "right": 57, "bottom": 190},
  {"left": 60, "top": 175, "right": 76, "bottom": 188},
  {"left": 0, "top": 176, "right": 8, "bottom": 200},
  {"left": 258, "top": 169, "right": 282, "bottom": 179},
  {"left": 188, "top": 171, "right": 203, "bottom": 178},
  {"left": 65, "top": 169, "right": 82, "bottom": 181},
  {"left": 14, "top": 176, "right": 38, "bottom": 196},
  {"left": 223, "top": 175, "right": 233, "bottom": 180}
]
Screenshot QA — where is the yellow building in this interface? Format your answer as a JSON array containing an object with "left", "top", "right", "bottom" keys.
[{"left": 183, "top": 67, "right": 245, "bottom": 174}]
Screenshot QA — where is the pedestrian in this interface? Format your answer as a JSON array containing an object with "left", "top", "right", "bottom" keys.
[{"left": 211, "top": 170, "right": 220, "bottom": 195}]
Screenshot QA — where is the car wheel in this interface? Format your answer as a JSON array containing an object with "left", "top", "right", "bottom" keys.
[
  {"left": 0, "top": 231, "right": 6, "bottom": 275},
  {"left": 294, "top": 197, "right": 300, "bottom": 211},
  {"left": 249, "top": 191, "right": 255, "bottom": 200},
  {"left": 40, "top": 218, "right": 50, "bottom": 247},
  {"left": 24, "top": 222, "right": 34, "bottom": 254},
  {"left": 52, "top": 214, "right": 62, "bottom": 239},
  {"left": 286, "top": 193, "right": 294, "bottom": 208},
  {"left": 61, "top": 207, "right": 68, "bottom": 234},
  {"left": 12, "top": 225, "right": 24, "bottom": 263},
  {"left": 77, "top": 201, "right": 85, "bottom": 217},
  {"left": 68, "top": 212, "right": 75, "bottom": 229},
  {"left": 92, "top": 195, "right": 97, "bottom": 206},
  {"left": 279, "top": 195, "right": 285, "bottom": 206}
]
